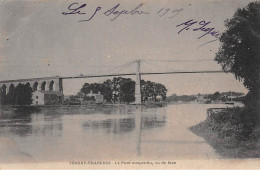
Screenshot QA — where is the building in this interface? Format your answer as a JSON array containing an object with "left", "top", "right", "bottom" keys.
[
  {"left": 86, "top": 92, "right": 104, "bottom": 104},
  {"left": 32, "top": 91, "right": 63, "bottom": 105},
  {"left": 147, "top": 96, "right": 163, "bottom": 102}
]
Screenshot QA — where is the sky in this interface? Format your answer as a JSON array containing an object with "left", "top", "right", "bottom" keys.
[{"left": 0, "top": 0, "right": 254, "bottom": 95}]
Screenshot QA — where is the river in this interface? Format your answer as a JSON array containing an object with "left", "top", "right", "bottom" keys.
[{"left": 0, "top": 103, "right": 235, "bottom": 164}]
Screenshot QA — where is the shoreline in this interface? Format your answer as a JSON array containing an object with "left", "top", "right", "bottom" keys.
[
  {"left": 0, "top": 102, "right": 167, "bottom": 113},
  {"left": 189, "top": 107, "right": 260, "bottom": 158}
]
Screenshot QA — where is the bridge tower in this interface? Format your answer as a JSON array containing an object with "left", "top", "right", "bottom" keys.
[{"left": 134, "top": 60, "right": 142, "bottom": 105}]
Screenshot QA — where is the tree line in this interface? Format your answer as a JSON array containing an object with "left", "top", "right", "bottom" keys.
[
  {"left": 167, "top": 92, "right": 245, "bottom": 103},
  {"left": 73, "top": 77, "right": 167, "bottom": 103},
  {"left": 0, "top": 83, "right": 33, "bottom": 106}
]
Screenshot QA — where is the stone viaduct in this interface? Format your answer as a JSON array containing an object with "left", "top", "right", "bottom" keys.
[{"left": 0, "top": 76, "right": 63, "bottom": 95}]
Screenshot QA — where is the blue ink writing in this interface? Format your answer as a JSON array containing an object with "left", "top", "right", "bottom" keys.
[
  {"left": 79, "top": 7, "right": 101, "bottom": 22},
  {"left": 192, "top": 20, "right": 221, "bottom": 39},
  {"left": 104, "top": 3, "right": 149, "bottom": 21},
  {"left": 62, "top": 2, "right": 102, "bottom": 22},
  {"left": 176, "top": 19, "right": 221, "bottom": 40},
  {"left": 169, "top": 8, "right": 183, "bottom": 18},
  {"left": 157, "top": 8, "right": 183, "bottom": 18},
  {"left": 176, "top": 19, "right": 198, "bottom": 34},
  {"left": 62, "top": 2, "right": 86, "bottom": 15}
]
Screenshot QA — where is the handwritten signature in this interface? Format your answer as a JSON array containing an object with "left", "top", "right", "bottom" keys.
[{"left": 176, "top": 19, "right": 221, "bottom": 47}]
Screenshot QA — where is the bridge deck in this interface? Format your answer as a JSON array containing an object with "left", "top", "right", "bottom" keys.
[{"left": 0, "top": 71, "right": 225, "bottom": 83}]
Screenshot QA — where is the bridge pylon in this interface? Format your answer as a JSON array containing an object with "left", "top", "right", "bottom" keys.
[{"left": 134, "top": 60, "right": 142, "bottom": 105}]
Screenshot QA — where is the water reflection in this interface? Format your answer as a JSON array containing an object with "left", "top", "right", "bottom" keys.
[
  {"left": 81, "top": 106, "right": 166, "bottom": 134},
  {"left": 30, "top": 113, "right": 63, "bottom": 137},
  {"left": 82, "top": 118, "right": 136, "bottom": 134},
  {"left": 0, "top": 106, "right": 166, "bottom": 138},
  {"left": 0, "top": 111, "right": 32, "bottom": 137},
  {"left": 0, "top": 110, "right": 63, "bottom": 137},
  {"left": 0, "top": 104, "right": 222, "bottom": 163}
]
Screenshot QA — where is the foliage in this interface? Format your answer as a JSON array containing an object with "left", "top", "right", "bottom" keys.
[
  {"left": 190, "top": 107, "right": 260, "bottom": 158},
  {"left": 79, "top": 77, "right": 167, "bottom": 103},
  {"left": 207, "top": 107, "right": 258, "bottom": 140},
  {"left": 167, "top": 91, "right": 244, "bottom": 102},
  {"left": 215, "top": 1, "right": 260, "bottom": 106},
  {"left": 212, "top": 92, "right": 221, "bottom": 101},
  {"left": 166, "top": 94, "right": 196, "bottom": 102},
  {"left": 141, "top": 80, "right": 167, "bottom": 102},
  {"left": 0, "top": 83, "right": 33, "bottom": 106},
  {"left": 120, "top": 78, "right": 135, "bottom": 103}
]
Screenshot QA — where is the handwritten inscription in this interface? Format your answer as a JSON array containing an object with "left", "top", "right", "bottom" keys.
[
  {"left": 62, "top": 2, "right": 220, "bottom": 46},
  {"left": 62, "top": 2, "right": 87, "bottom": 15},
  {"left": 157, "top": 8, "right": 183, "bottom": 18},
  {"left": 104, "top": 3, "right": 149, "bottom": 21},
  {"left": 62, "top": 2, "right": 101, "bottom": 22},
  {"left": 176, "top": 19, "right": 221, "bottom": 40},
  {"left": 62, "top": 3, "right": 150, "bottom": 22},
  {"left": 62, "top": 2, "right": 183, "bottom": 22}
]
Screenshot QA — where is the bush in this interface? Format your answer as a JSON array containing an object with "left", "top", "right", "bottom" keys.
[{"left": 204, "top": 107, "right": 259, "bottom": 141}]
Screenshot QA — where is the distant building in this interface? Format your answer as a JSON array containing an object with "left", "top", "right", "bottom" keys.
[
  {"left": 227, "top": 95, "right": 241, "bottom": 99},
  {"left": 147, "top": 96, "right": 163, "bottom": 102},
  {"left": 147, "top": 97, "right": 153, "bottom": 102},
  {"left": 156, "top": 96, "right": 163, "bottom": 102},
  {"left": 32, "top": 91, "right": 63, "bottom": 105},
  {"left": 86, "top": 92, "right": 104, "bottom": 104},
  {"left": 196, "top": 95, "right": 204, "bottom": 102}
]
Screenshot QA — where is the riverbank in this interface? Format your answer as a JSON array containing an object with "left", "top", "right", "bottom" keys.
[
  {"left": 190, "top": 107, "right": 260, "bottom": 158},
  {"left": 0, "top": 102, "right": 167, "bottom": 114}
]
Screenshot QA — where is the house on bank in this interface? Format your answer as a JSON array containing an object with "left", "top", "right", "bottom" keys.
[
  {"left": 86, "top": 92, "right": 104, "bottom": 104},
  {"left": 32, "top": 91, "right": 63, "bottom": 105}
]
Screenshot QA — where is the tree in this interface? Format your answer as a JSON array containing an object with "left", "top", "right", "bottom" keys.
[
  {"left": 111, "top": 77, "right": 122, "bottom": 103},
  {"left": 6, "top": 84, "right": 15, "bottom": 105},
  {"left": 79, "top": 77, "right": 168, "bottom": 104},
  {"left": 157, "top": 84, "right": 167, "bottom": 101},
  {"left": 215, "top": 1, "right": 260, "bottom": 108},
  {"left": 102, "top": 79, "right": 113, "bottom": 102},
  {"left": 0, "top": 86, "right": 7, "bottom": 105},
  {"left": 141, "top": 80, "right": 168, "bottom": 102},
  {"left": 80, "top": 83, "right": 92, "bottom": 96},
  {"left": 120, "top": 79, "right": 135, "bottom": 103},
  {"left": 212, "top": 92, "right": 221, "bottom": 101},
  {"left": 14, "top": 83, "right": 33, "bottom": 105},
  {"left": 23, "top": 83, "right": 33, "bottom": 105},
  {"left": 141, "top": 80, "right": 154, "bottom": 102}
]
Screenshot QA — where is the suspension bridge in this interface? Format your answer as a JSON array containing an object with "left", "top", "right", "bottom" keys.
[{"left": 0, "top": 59, "right": 225, "bottom": 105}]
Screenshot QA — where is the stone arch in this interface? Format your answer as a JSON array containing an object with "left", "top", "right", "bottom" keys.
[
  {"left": 49, "top": 80, "right": 54, "bottom": 91},
  {"left": 41, "top": 81, "right": 46, "bottom": 91},
  {"left": 1, "top": 84, "right": 7, "bottom": 95},
  {"left": 33, "top": 82, "right": 38, "bottom": 91},
  {"left": 9, "top": 84, "right": 15, "bottom": 94}
]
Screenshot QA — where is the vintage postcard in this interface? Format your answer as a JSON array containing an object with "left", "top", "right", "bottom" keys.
[{"left": 0, "top": 0, "right": 260, "bottom": 170}]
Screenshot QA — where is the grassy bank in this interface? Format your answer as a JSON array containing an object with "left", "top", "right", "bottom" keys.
[{"left": 190, "top": 107, "right": 260, "bottom": 158}]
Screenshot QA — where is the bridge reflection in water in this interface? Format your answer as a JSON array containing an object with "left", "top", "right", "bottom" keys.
[{"left": 0, "top": 104, "right": 223, "bottom": 163}]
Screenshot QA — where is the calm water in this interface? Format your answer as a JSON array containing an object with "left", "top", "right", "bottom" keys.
[{"left": 0, "top": 104, "right": 233, "bottom": 163}]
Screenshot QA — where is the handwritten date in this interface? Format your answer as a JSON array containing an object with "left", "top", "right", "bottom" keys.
[{"left": 62, "top": 3, "right": 149, "bottom": 22}]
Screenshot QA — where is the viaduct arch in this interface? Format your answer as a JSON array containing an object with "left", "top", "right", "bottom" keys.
[{"left": 0, "top": 76, "right": 63, "bottom": 96}]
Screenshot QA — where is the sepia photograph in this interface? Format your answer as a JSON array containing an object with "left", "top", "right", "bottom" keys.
[{"left": 0, "top": 0, "right": 259, "bottom": 170}]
